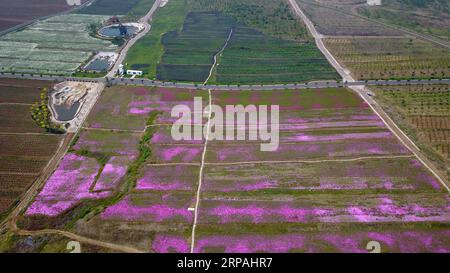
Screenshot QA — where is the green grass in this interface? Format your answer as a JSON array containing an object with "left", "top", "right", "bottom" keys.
[
  {"left": 358, "top": 0, "right": 450, "bottom": 42},
  {"left": 124, "top": 0, "right": 188, "bottom": 79},
  {"left": 188, "top": 0, "right": 310, "bottom": 41}
]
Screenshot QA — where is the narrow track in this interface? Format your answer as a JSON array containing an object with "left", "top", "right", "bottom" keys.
[{"left": 190, "top": 89, "right": 212, "bottom": 253}]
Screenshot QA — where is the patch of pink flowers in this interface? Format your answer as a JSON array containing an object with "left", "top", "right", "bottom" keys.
[
  {"left": 94, "top": 157, "right": 128, "bottom": 191},
  {"left": 26, "top": 154, "right": 109, "bottom": 217},
  {"left": 136, "top": 165, "right": 197, "bottom": 191},
  {"left": 200, "top": 198, "right": 449, "bottom": 224},
  {"left": 285, "top": 131, "right": 394, "bottom": 143},
  {"left": 194, "top": 231, "right": 450, "bottom": 253},
  {"left": 152, "top": 234, "right": 190, "bottom": 253},
  {"left": 101, "top": 196, "right": 193, "bottom": 223},
  {"left": 153, "top": 145, "right": 203, "bottom": 163}
]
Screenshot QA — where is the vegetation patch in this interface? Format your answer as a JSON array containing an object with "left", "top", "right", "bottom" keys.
[{"left": 325, "top": 37, "right": 450, "bottom": 80}]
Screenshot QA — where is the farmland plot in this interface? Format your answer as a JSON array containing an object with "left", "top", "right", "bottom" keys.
[
  {"left": 372, "top": 84, "right": 450, "bottom": 180},
  {"left": 188, "top": 0, "right": 309, "bottom": 41},
  {"left": 125, "top": 0, "right": 189, "bottom": 77},
  {"left": 76, "top": 0, "right": 155, "bottom": 18},
  {"left": 22, "top": 86, "right": 203, "bottom": 252},
  {"left": 324, "top": 37, "right": 450, "bottom": 80},
  {"left": 126, "top": 0, "right": 337, "bottom": 83},
  {"left": 0, "top": 79, "right": 63, "bottom": 217},
  {"left": 157, "top": 12, "right": 235, "bottom": 82},
  {"left": 195, "top": 88, "right": 450, "bottom": 252},
  {"left": 212, "top": 26, "right": 339, "bottom": 84},
  {"left": 18, "top": 86, "right": 450, "bottom": 252},
  {"left": 0, "top": 14, "right": 117, "bottom": 75},
  {"left": 0, "top": 0, "right": 86, "bottom": 32},
  {"left": 358, "top": 0, "right": 450, "bottom": 42}
]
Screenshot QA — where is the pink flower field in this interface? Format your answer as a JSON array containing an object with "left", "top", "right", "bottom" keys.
[
  {"left": 203, "top": 158, "right": 441, "bottom": 192},
  {"left": 193, "top": 230, "right": 450, "bottom": 253},
  {"left": 94, "top": 156, "right": 129, "bottom": 192},
  {"left": 26, "top": 154, "right": 109, "bottom": 216},
  {"left": 136, "top": 165, "right": 198, "bottom": 191},
  {"left": 101, "top": 193, "right": 194, "bottom": 223},
  {"left": 199, "top": 195, "right": 450, "bottom": 224}
]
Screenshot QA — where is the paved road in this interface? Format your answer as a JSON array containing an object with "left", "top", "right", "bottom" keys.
[
  {"left": 106, "top": 0, "right": 162, "bottom": 78},
  {"left": 1, "top": 72, "right": 449, "bottom": 91}
]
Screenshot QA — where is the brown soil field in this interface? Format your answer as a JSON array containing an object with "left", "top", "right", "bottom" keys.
[{"left": 0, "top": 0, "right": 86, "bottom": 32}]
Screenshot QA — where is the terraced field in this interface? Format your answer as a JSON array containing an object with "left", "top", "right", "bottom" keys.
[
  {"left": 18, "top": 86, "right": 449, "bottom": 252},
  {"left": 324, "top": 37, "right": 450, "bottom": 80},
  {"left": 372, "top": 84, "right": 450, "bottom": 180},
  {"left": 0, "top": 14, "right": 117, "bottom": 75},
  {"left": 0, "top": 79, "right": 64, "bottom": 218}
]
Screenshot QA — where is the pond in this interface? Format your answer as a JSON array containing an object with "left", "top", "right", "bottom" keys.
[
  {"left": 52, "top": 101, "right": 81, "bottom": 122},
  {"left": 84, "top": 58, "right": 110, "bottom": 72},
  {"left": 99, "top": 25, "right": 139, "bottom": 38}
]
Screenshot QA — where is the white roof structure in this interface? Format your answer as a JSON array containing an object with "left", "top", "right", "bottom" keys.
[{"left": 367, "top": 0, "right": 382, "bottom": 6}]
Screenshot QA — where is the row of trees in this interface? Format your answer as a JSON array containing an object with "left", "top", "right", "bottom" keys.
[{"left": 30, "top": 88, "right": 65, "bottom": 134}]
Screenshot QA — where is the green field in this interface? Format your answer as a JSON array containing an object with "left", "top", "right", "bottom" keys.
[
  {"left": 124, "top": 0, "right": 188, "bottom": 78},
  {"left": 157, "top": 12, "right": 235, "bottom": 82},
  {"left": 188, "top": 0, "right": 310, "bottom": 41},
  {"left": 127, "top": 1, "right": 338, "bottom": 84},
  {"left": 358, "top": 0, "right": 450, "bottom": 42},
  {"left": 211, "top": 26, "right": 339, "bottom": 84}
]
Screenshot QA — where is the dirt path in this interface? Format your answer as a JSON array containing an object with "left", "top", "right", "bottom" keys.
[
  {"left": 81, "top": 127, "right": 144, "bottom": 134},
  {"left": 190, "top": 89, "right": 212, "bottom": 253},
  {"left": 11, "top": 226, "right": 144, "bottom": 253},
  {"left": 287, "top": 0, "right": 450, "bottom": 192},
  {"left": 204, "top": 28, "right": 234, "bottom": 85},
  {"left": 204, "top": 155, "right": 416, "bottom": 166}
]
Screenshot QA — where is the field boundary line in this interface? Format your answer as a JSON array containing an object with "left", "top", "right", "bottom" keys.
[
  {"left": 0, "top": 171, "right": 40, "bottom": 176},
  {"left": 190, "top": 89, "right": 212, "bottom": 253},
  {"left": 0, "top": 132, "right": 59, "bottom": 136},
  {"left": 204, "top": 155, "right": 416, "bottom": 166},
  {"left": 204, "top": 28, "right": 234, "bottom": 85},
  {"left": 145, "top": 163, "right": 201, "bottom": 166},
  {"left": 0, "top": 102, "right": 33, "bottom": 106},
  {"left": 81, "top": 127, "right": 145, "bottom": 134}
]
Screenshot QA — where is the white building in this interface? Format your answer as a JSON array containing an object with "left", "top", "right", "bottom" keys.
[
  {"left": 126, "top": 70, "right": 143, "bottom": 76},
  {"left": 367, "top": 0, "right": 381, "bottom": 6},
  {"left": 118, "top": 64, "right": 124, "bottom": 76}
]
